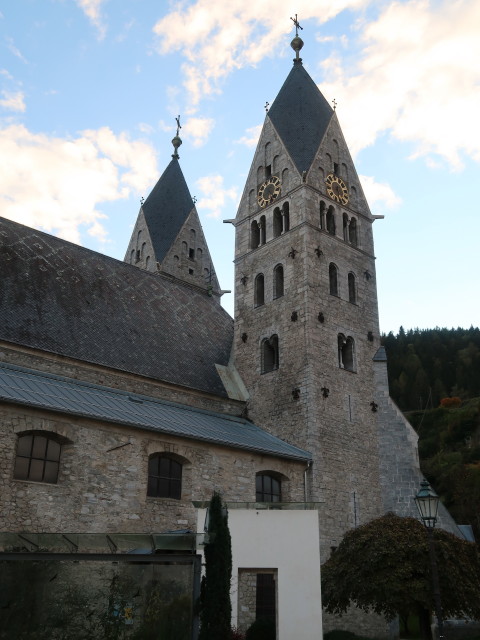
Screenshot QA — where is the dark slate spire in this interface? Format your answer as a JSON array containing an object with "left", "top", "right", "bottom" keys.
[
  {"left": 268, "top": 61, "right": 334, "bottom": 175},
  {"left": 142, "top": 157, "right": 194, "bottom": 264}
]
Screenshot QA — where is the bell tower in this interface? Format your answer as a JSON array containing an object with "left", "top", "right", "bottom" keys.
[{"left": 233, "top": 30, "right": 384, "bottom": 558}]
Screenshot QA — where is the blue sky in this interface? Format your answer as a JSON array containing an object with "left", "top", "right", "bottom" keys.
[{"left": 1, "top": 0, "right": 479, "bottom": 334}]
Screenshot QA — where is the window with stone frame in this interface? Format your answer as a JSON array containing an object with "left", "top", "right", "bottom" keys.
[
  {"left": 273, "top": 264, "right": 284, "bottom": 299},
  {"left": 349, "top": 217, "right": 358, "bottom": 246},
  {"left": 348, "top": 272, "right": 356, "bottom": 304},
  {"left": 147, "top": 454, "right": 182, "bottom": 499},
  {"left": 320, "top": 200, "right": 326, "bottom": 229},
  {"left": 343, "top": 213, "right": 349, "bottom": 241},
  {"left": 329, "top": 263, "right": 339, "bottom": 296},
  {"left": 273, "top": 207, "right": 282, "bottom": 238},
  {"left": 261, "top": 335, "right": 279, "bottom": 373},
  {"left": 251, "top": 220, "right": 260, "bottom": 249},
  {"left": 254, "top": 274, "right": 265, "bottom": 307},
  {"left": 282, "top": 201, "right": 290, "bottom": 232},
  {"left": 14, "top": 432, "right": 62, "bottom": 484},
  {"left": 256, "top": 473, "right": 281, "bottom": 502},
  {"left": 338, "top": 334, "right": 355, "bottom": 372},
  {"left": 326, "top": 206, "right": 336, "bottom": 235}
]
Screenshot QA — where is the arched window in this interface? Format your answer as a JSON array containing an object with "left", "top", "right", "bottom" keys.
[
  {"left": 343, "top": 213, "right": 349, "bottom": 241},
  {"left": 249, "top": 188, "right": 255, "bottom": 211},
  {"left": 326, "top": 206, "right": 336, "bottom": 235},
  {"left": 260, "top": 215, "right": 266, "bottom": 245},
  {"left": 319, "top": 167, "right": 325, "bottom": 185},
  {"left": 255, "top": 274, "right": 265, "bottom": 307},
  {"left": 320, "top": 201, "right": 326, "bottom": 229},
  {"left": 273, "top": 264, "right": 284, "bottom": 299},
  {"left": 147, "top": 454, "right": 182, "bottom": 499},
  {"left": 272, "top": 155, "right": 279, "bottom": 174},
  {"left": 257, "top": 166, "right": 264, "bottom": 185},
  {"left": 14, "top": 433, "right": 62, "bottom": 484},
  {"left": 262, "top": 335, "right": 279, "bottom": 373},
  {"left": 145, "top": 255, "right": 151, "bottom": 269},
  {"left": 141, "top": 242, "right": 147, "bottom": 258},
  {"left": 350, "top": 186, "right": 357, "bottom": 205},
  {"left": 349, "top": 218, "right": 358, "bottom": 246},
  {"left": 182, "top": 241, "right": 188, "bottom": 255},
  {"left": 256, "top": 473, "right": 281, "bottom": 502},
  {"left": 130, "top": 249, "right": 135, "bottom": 263},
  {"left": 348, "top": 272, "right": 356, "bottom": 304},
  {"left": 329, "top": 263, "right": 338, "bottom": 296},
  {"left": 282, "top": 168, "right": 289, "bottom": 191},
  {"left": 338, "top": 334, "right": 355, "bottom": 372},
  {"left": 282, "top": 202, "right": 290, "bottom": 232},
  {"left": 341, "top": 163, "right": 348, "bottom": 181},
  {"left": 265, "top": 142, "right": 272, "bottom": 168},
  {"left": 251, "top": 220, "right": 260, "bottom": 249},
  {"left": 273, "top": 208, "right": 282, "bottom": 238}
]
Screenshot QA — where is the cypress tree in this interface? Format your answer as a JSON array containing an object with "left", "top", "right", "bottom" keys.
[{"left": 198, "top": 492, "right": 232, "bottom": 640}]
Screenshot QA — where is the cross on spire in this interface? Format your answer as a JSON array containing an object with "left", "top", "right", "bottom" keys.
[
  {"left": 175, "top": 115, "right": 182, "bottom": 137},
  {"left": 290, "top": 14, "right": 303, "bottom": 37},
  {"left": 332, "top": 99, "right": 337, "bottom": 111}
]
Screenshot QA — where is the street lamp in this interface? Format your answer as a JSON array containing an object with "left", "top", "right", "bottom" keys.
[{"left": 414, "top": 480, "right": 445, "bottom": 640}]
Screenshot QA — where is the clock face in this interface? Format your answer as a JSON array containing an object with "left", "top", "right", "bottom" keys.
[
  {"left": 326, "top": 173, "right": 349, "bottom": 205},
  {"left": 257, "top": 176, "right": 281, "bottom": 208}
]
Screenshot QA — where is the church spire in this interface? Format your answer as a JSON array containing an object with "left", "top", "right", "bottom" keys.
[{"left": 124, "top": 122, "right": 221, "bottom": 297}]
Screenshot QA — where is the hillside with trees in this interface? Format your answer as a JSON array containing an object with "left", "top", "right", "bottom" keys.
[
  {"left": 382, "top": 327, "right": 480, "bottom": 539},
  {"left": 382, "top": 327, "right": 480, "bottom": 412}
]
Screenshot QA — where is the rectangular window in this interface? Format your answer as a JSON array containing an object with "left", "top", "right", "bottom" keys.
[{"left": 256, "top": 573, "right": 276, "bottom": 623}]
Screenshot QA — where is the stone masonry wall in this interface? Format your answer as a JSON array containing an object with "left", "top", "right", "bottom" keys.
[{"left": 0, "top": 404, "right": 306, "bottom": 535}]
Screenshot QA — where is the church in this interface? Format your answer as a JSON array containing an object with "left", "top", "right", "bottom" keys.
[{"left": 0, "top": 31, "right": 460, "bottom": 640}]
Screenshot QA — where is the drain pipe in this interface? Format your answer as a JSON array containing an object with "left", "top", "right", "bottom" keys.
[{"left": 304, "top": 460, "right": 312, "bottom": 503}]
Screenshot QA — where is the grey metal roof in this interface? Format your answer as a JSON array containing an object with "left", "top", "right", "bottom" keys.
[
  {"left": 268, "top": 62, "right": 334, "bottom": 174},
  {"left": 0, "top": 363, "right": 312, "bottom": 462},
  {"left": 142, "top": 158, "right": 195, "bottom": 263},
  {"left": 0, "top": 217, "right": 233, "bottom": 396}
]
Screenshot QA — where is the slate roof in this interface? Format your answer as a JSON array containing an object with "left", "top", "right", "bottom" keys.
[
  {"left": 0, "top": 362, "right": 311, "bottom": 461},
  {"left": 0, "top": 217, "right": 233, "bottom": 396},
  {"left": 268, "top": 61, "right": 334, "bottom": 174},
  {"left": 142, "top": 158, "right": 195, "bottom": 263}
]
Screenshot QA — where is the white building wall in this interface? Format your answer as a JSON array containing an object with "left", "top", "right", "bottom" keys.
[{"left": 197, "top": 508, "right": 323, "bottom": 640}]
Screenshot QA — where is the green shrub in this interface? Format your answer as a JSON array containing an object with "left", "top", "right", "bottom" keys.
[{"left": 245, "top": 617, "right": 276, "bottom": 640}]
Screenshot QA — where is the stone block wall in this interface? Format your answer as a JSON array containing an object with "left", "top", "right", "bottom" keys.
[{"left": 0, "top": 404, "right": 307, "bottom": 535}]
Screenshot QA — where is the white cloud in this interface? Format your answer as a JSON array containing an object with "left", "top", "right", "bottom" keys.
[
  {"left": 152, "top": 0, "right": 373, "bottom": 108},
  {"left": 0, "top": 90, "right": 25, "bottom": 112},
  {"left": 183, "top": 116, "right": 214, "bottom": 147},
  {"left": 75, "top": 0, "right": 107, "bottom": 39},
  {"left": 235, "top": 124, "right": 262, "bottom": 148},
  {"left": 319, "top": 0, "right": 480, "bottom": 168},
  {"left": 0, "top": 69, "right": 13, "bottom": 80},
  {"left": 5, "top": 37, "right": 27, "bottom": 63},
  {"left": 359, "top": 174, "right": 401, "bottom": 211},
  {"left": 196, "top": 174, "right": 238, "bottom": 218},
  {"left": 0, "top": 125, "right": 158, "bottom": 244}
]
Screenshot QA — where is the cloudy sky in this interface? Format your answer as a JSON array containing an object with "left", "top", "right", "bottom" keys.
[{"left": 1, "top": 0, "right": 479, "bottom": 334}]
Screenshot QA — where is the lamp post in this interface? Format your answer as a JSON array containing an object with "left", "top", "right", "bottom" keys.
[{"left": 414, "top": 480, "right": 445, "bottom": 640}]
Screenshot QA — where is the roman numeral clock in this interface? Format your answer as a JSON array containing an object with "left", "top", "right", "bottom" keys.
[
  {"left": 257, "top": 176, "right": 281, "bottom": 208},
  {"left": 325, "top": 173, "right": 349, "bottom": 205}
]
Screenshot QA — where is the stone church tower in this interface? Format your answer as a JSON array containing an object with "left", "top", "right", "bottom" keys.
[{"left": 233, "top": 35, "right": 385, "bottom": 559}]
